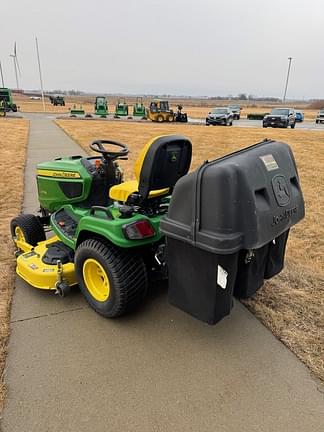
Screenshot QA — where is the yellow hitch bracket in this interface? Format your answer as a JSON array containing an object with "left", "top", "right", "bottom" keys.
[{"left": 55, "top": 260, "right": 71, "bottom": 297}]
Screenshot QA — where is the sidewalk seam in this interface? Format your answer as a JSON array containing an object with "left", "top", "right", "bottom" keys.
[{"left": 10, "top": 306, "right": 88, "bottom": 324}]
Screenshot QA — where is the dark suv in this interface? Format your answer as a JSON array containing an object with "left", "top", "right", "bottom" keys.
[
  {"left": 206, "top": 107, "right": 233, "bottom": 126},
  {"left": 263, "top": 108, "right": 296, "bottom": 128}
]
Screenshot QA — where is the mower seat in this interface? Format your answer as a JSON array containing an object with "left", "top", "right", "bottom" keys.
[{"left": 109, "top": 135, "right": 192, "bottom": 203}]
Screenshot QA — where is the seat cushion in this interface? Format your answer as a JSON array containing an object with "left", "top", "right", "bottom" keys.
[{"left": 109, "top": 180, "right": 169, "bottom": 202}]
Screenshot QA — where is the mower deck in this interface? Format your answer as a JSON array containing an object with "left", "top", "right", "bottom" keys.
[{"left": 16, "top": 235, "right": 77, "bottom": 290}]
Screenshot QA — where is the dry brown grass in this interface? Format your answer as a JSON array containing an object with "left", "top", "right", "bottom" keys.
[
  {"left": 57, "top": 119, "right": 324, "bottom": 381},
  {"left": 14, "top": 94, "right": 89, "bottom": 114},
  {"left": 0, "top": 118, "right": 29, "bottom": 409},
  {"left": 308, "top": 100, "right": 324, "bottom": 110}
]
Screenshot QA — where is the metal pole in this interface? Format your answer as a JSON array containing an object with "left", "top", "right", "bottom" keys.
[
  {"left": 283, "top": 57, "right": 293, "bottom": 103},
  {"left": 35, "top": 37, "right": 46, "bottom": 112},
  {"left": 10, "top": 55, "right": 19, "bottom": 90},
  {"left": 0, "top": 60, "right": 4, "bottom": 87}
]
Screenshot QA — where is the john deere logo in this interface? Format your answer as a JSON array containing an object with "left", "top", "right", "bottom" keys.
[
  {"left": 170, "top": 152, "right": 177, "bottom": 162},
  {"left": 272, "top": 175, "right": 290, "bottom": 206},
  {"left": 37, "top": 169, "right": 81, "bottom": 179}
]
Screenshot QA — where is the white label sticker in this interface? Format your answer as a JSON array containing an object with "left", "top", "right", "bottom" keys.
[
  {"left": 217, "top": 265, "right": 228, "bottom": 289},
  {"left": 260, "top": 154, "right": 279, "bottom": 171}
]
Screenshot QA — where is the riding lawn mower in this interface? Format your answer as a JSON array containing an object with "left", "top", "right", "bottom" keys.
[{"left": 11, "top": 135, "right": 304, "bottom": 324}]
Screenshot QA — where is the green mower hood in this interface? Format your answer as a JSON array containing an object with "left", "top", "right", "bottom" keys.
[{"left": 36, "top": 156, "right": 93, "bottom": 212}]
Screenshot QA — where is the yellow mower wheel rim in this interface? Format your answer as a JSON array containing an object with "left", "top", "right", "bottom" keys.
[
  {"left": 15, "top": 226, "right": 25, "bottom": 242},
  {"left": 82, "top": 258, "right": 110, "bottom": 302}
]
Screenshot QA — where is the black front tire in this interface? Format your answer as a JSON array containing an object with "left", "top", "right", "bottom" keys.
[
  {"left": 291, "top": 122, "right": 295, "bottom": 129},
  {"left": 10, "top": 214, "right": 46, "bottom": 246},
  {"left": 75, "top": 239, "right": 148, "bottom": 318}
]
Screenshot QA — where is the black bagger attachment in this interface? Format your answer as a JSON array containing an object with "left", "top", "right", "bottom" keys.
[{"left": 160, "top": 139, "right": 305, "bottom": 325}]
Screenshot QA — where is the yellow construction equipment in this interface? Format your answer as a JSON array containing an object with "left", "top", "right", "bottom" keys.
[{"left": 147, "top": 99, "right": 175, "bottom": 122}]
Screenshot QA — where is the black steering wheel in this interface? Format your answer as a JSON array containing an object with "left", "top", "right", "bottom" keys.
[{"left": 90, "top": 140, "right": 129, "bottom": 160}]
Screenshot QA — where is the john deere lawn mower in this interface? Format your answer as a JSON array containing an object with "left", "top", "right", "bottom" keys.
[
  {"left": 11, "top": 135, "right": 305, "bottom": 324},
  {"left": 114, "top": 98, "right": 128, "bottom": 117},
  {"left": 95, "top": 96, "right": 108, "bottom": 117},
  {"left": 133, "top": 97, "right": 146, "bottom": 117},
  {"left": 70, "top": 104, "right": 85, "bottom": 117}
]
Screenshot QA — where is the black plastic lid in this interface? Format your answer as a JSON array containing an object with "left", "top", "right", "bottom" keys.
[{"left": 160, "top": 140, "right": 305, "bottom": 254}]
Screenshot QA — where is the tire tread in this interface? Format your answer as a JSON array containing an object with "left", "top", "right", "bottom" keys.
[
  {"left": 75, "top": 239, "right": 147, "bottom": 318},
  {"left": 10, "top": 214, "right": 46, "bottom": 246}
]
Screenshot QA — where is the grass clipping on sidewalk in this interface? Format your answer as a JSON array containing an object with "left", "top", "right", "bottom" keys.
[
  {"left": 57, "top": 119, "right": 324, "bottom": 382},
  {"left": 0, "top": 119, "right": 29, "bottom": 409}
]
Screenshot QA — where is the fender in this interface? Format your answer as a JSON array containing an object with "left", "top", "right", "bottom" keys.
[{"left": 76, "top": 213, "right": 163, "bottom": 249}]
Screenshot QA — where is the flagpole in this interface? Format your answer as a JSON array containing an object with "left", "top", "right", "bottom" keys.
[
  {"left": 10, "top": 56, "right": 19, "bottom": 89},
  {"left": 0, "top": 60, "right": 4, "bottom": 87},
  {"left": 35, "top": 37, "right": 46, "bottom": 112}
]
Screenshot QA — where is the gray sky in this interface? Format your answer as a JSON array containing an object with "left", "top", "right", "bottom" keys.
[{"left": 2, "top": 0, "right": 324, "bottom": 98}]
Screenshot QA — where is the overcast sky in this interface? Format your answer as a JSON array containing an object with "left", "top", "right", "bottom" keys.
[{"left": 1, "top": 0, "right": 323, "bottom": 99}]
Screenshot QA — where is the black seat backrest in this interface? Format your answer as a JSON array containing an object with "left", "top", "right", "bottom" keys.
[{"left": 138, "top": 135, "right": 192, "bottom": 201}]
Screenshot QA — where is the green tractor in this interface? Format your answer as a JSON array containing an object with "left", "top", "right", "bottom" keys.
[
  {"left": 114, "top": 98, "right": 128, "bottom": 117},
  {"left": 49, "top": 95, "right": 65, "bottom": 106},
  {"left": 10, "top": 136, "right": 305, "bottom": 324},
  {"left": 95, "top": 96, "right": 108, "bottom": 117},
  {"left": 0, "top": 88, "right": 17, "bottom": 112},
  {"left": 133, "top": 97, "right": 146, "bottom": 117}
]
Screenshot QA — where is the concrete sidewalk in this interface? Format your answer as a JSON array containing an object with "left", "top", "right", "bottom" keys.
[{"left": 2, "top": 115, "right": 324, "bottom": 432}]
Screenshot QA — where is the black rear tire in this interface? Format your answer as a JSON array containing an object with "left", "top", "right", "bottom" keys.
[
  {"left": 10, "top": 214, "right": 46, "bottom": 246},
  {"left": 75, "top": 239, "right": 148, "bottom": 318}
]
